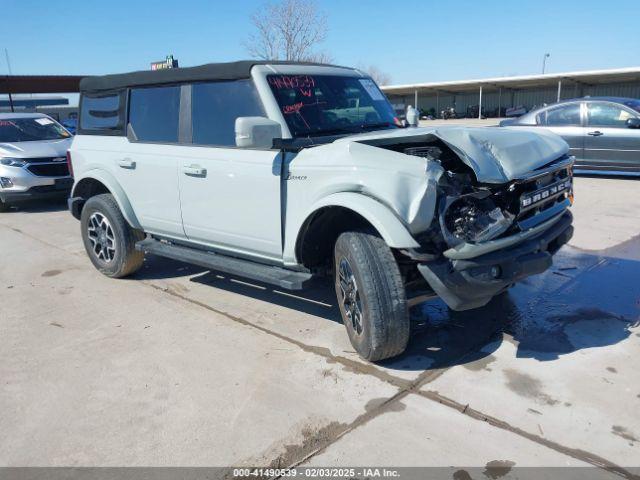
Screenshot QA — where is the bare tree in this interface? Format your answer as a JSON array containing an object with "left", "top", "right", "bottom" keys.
[
  {"left": 245, "top": 0, "right": 331, "bottom": 62},
  {"left": 361, "top": 65, "right": 392, "bottom": 86}
]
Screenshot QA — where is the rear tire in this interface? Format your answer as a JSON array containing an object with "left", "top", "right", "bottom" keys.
[
  {"left": 80, "top": 193, "right": 144, "bottom": 278},
  {"left": 0, "top": 198, "right": 10, "bottom": 212},
  {"left": 334, "top": 231, "right": 409, "bottom": 362}
]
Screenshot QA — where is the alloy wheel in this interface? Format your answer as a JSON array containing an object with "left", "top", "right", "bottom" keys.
[
  {"left": 337, "top": 257, "right": 364, "bottom": 335},
  {"left": 87, "top": 212, "right": 116, "bottom": 263}
]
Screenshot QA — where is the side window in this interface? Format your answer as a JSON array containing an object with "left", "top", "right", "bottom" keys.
[
  {"left": 545, "top": 104, "right": 581, "bottom": 126},
  {"left": 79, "top": 93, "right": 124, "bottom": 133},
  {"left": 587, "top": 103, "right": 635, "bottom": 128},
  {"left": 128, "top": 86, "right": 180, "bottom": 142},
  {"left": 192, "top": 80, "right": 265, "bottom": 146},
  {"left": 535, "top": 111, "right": 547, "bottom": 125}
]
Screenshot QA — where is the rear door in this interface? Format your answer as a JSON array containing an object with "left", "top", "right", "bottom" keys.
[
  {"left": 113, "top": 85, "right": 185, "bottom": 237},
  {"left": 177, "top": 80, "right": 283, "bottom": 262},
  {"left": 537, "top": 102, "right": 585, "bottom": 161},
  {"left": 584, "top": 101, "right": 640, "bottom": 170}
]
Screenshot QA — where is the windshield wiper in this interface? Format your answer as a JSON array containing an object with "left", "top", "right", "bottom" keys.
[
  {"left": 358, "top": 122, "right": 398, "bottom": 131},
  {"left": 304, "top": 122, "right": 398, "bottom": 137},
  {"left": 305, "top": 128, "right": 359, "bottom": 137}
]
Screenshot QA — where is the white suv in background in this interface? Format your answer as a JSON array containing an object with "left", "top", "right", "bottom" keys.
[
  {"left": 0, "top": 113, "right": 73, "bottom": 211},
  {"left": 68, "top": 61, "right": 574, "bottom": 361}
]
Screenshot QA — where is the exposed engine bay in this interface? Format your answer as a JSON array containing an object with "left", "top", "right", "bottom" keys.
[
  {"left": 352, "top": 134, "right": 574, "bottom": 311},
  {"left": 366, "top": 137, "right": 573, "bottom": 256},
  {"left": 291, "top": 125, "right": 575, "bottom": 311}
]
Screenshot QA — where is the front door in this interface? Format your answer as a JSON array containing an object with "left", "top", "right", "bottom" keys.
[
  {"left": 584, "top": 101, "right": 640, "bottom": 170},
  {"left": 178, "top": 80, "right": 283, "bottom": 262},
  {"left": 179, "top": 148, "right": 283, "bottom": 261}
]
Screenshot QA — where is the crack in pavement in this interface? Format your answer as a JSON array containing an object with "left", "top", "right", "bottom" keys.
[
  {"left": 418, "top": 390, "right": 638, "bottom": 480},
  {"left": 149, "top": 283, "right": 636, "bottom": 478},
  {"left": 1, "top": 222, "right": 633, "bottom": 477}
]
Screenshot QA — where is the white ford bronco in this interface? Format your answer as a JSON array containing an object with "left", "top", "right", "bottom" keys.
[{"left": 69, "top": 61, "right": 574, "bottom": 361}]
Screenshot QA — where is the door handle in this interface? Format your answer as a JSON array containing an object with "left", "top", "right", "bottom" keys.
[
  {"left": 182, "top": 165, "right": 207, "bottom": 177},
  {"left": 588, "top": 131, "right": 603, "bottom": 136},
  {"left": 117, "top": 158, "right": 136, "bottom": 169}
]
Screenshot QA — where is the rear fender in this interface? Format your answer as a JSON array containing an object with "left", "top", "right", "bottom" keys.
[{"left": 72, "top": 169, "right": 142, "bottom": 230}]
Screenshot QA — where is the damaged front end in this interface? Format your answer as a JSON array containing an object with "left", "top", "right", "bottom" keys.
[{"left": 359, "top": 130, "right": 575, "bottom": 311}]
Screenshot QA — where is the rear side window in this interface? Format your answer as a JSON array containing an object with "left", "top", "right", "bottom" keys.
[
  {"left": 192, "top": 80, "right": 265, "bottom": 146},
  {"left": 544, "top": 104, "right": 581, "bottom": 126},
  {"left": 129, "top": 86, "right": 180, "bottom": 142},
  {"left": 79, "top": 93, "right": 125, "bottom": 133}
]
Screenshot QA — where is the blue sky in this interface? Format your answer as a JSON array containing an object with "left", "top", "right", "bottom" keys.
[{"left": 2, "top": 0, "right": 639, "bottom": 85}]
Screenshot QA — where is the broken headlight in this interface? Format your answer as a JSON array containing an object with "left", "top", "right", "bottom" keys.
[{"left": 443, "top": 197, "right": 513, "bottom": 244}]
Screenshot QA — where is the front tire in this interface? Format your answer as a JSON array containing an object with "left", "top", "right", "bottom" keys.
[
  {"left": 0, "top": 198, "right": 10, "bottom": 212},
  {"left": 80, "top": 194, "right": 144, "bottom": 278},
  {"left": 334, "top": 231, "right": 409, "bottom": 362}
]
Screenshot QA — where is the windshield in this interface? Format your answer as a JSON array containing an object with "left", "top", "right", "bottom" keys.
[
  {"left": 267, "top": 74, "right": 401, "bottom": 137},
  {"left": 0, "top": 117, "right": 71, "bottom": 142}
]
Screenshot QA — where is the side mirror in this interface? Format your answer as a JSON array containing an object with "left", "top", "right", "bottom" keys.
[
  {"left": 626, "top": 117, "right": 640, "bottom": 129},
  {"left": 235, "top": 117, "right": 282, "bottom": 149}
]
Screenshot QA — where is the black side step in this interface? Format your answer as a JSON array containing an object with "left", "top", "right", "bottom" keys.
[{"left": 136, "top": 238, "right": 313, "bottom": 290}]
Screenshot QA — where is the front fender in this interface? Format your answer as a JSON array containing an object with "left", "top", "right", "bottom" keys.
[
  {"left": 72, "top": 169, "right": 142, "bottom": 230},
  {"left": 283, "top": 192, "right": 420, "bottom": 265}
]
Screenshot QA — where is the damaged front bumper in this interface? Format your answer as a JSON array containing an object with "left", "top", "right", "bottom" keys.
[{"left": 418, "top": 211, "right": 573, "bottom": 311}]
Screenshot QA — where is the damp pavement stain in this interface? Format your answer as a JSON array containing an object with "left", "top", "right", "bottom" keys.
[
  {"left": 482, "top": 460, "right": 516, "bottom": 479},
  {"left": 463, "top": 354, "right": 496, "bottom": 372},
  {"left": 364, "top": 397, "right": 406, "bottom": 414},
  {"left": 320, "top": 368, "right": 339, "bottom": 383},
  {"left": 453, "top": 470, "right": 473, "bottom": 480},
  {"left": 505, "top": 304, "right": 639, "bottom": 362},
  {"left": 503, "top": 369, "right": 559, "bottom": 406},
  {"left": 267, "top": 421, "right": 348, "bottom": 469},
  {"left": 42, "top": 269, "right": 62, "bottom": 277},
  {"left": 492, "top": 242, "right": 640, "bottom": 362}
]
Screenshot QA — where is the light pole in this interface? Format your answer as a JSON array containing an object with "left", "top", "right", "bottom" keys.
[
  {"left": 4, "top": 49, "right": 14, "bottom": 112},
  {"left": 542, "top": 53, "right": 550, "bottom": 74}
]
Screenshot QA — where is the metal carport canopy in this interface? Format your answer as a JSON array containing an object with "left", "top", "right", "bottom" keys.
[
  {"left": 0, "top": 75, "right": 84, "bottom": 94},
  {"left": 380, "top": 66, "right": 640, "bottom": 96}
]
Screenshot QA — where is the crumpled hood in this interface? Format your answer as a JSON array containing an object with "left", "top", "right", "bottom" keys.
[
  {"left": 335, "top": 125, "right": 569, "bottom": 184},
  {"left": 0, "top": 138, "right": 72, "bottom": 159}
]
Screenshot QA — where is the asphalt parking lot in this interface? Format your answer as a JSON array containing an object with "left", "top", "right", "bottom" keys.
[{"left": 1, "top": 176, "right": 639, "bottom": 476}]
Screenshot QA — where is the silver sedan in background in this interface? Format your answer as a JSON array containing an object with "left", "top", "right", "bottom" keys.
[{"left": 500, "top": 97, "right": 640, "bottom": 175}]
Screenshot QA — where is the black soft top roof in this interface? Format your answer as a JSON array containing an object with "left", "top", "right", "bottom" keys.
[{"left": 80, "top": 60, "right": 350, "bottom": 93}]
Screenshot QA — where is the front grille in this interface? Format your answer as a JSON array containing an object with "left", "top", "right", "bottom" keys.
[
  {"left": 27, "top": 163, "right": 69, "bottom": 177},
  {"left": 25, "top": 156, "right": 66, "bottom": 164},
  {"left": 490, "top": 156, "right": 573, "bottom": 233}
]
